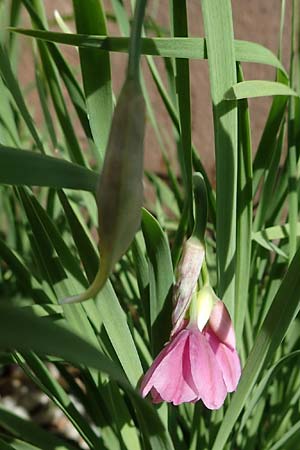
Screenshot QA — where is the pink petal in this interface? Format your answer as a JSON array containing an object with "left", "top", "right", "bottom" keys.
[
  {"left": 140, "top": 344, "right": 170, "bottom": 398},
  {"left": 140, "top": 330, "right": 198, "bottom": 405},
  {"left": 189, "top": 329, "right": 227, "bottom": 409},
  {"left": 205, "top": 328, "right": 241, "bottom": 392},
  {"left": 150, "top": 387, "right": 163, "bottom": 404},
  {"left": 208, "top": 300, "right": 236, "bottom": 349}
]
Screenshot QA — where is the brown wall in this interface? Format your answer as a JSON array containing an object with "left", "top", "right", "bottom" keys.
[{"left": 18, "top": 1, "right": 291, "bottom": 182}]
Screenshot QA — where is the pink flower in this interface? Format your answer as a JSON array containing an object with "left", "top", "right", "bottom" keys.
[{"left": 140, "top": 288, "right": 241, "bottom": 409}]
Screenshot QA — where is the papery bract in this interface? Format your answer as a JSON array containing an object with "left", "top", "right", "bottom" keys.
[{"left": 172, "top": 238, "right": 205, "bottom": 336}]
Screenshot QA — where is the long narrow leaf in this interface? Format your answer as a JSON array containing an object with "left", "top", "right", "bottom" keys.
[
  {"left": 212, "top": 244, "right": 300, "bottom": 449},
  {"left": 201, "top": 0, "right": 238, "bottom": 315},
  {"left": 142, "top": 209, "right": 173, "bottom": 355},
  {"left": 9, "top": 28, "right": 286, "bottom": 74},
  {"left": 0, "top": 146, "right": 98, "bottom": 191},
  {"left": 73, "top": 0, "right": 113, "bottom": 161},
  {"left": 225, "top": 80, "right": 298, "bottom": 100},
  {"left": 0, "top": 305, "right": 173, "bottom": 450},
  {"left": 235, "top": 64, "right": 253, "bottom": 342}
]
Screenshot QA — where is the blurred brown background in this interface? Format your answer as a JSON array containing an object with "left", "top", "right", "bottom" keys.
[{"left": 19, "top": 1, "right": 291, "bottom": 182}]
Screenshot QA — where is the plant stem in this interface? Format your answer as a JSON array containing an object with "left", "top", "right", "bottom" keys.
[{"left": 127, "top": 0, "right": 147, "bottom": 81}]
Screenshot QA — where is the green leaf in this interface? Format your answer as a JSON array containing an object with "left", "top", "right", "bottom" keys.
[
  {"left": 287, "top": 0, "right": 299, "bottom": 261},
  {"left": 35, "top": 61, "right": 58, "bottom": 148},
  {"left": 253, "top": 123, "right": 285, "bottom": 232},
  {"left": 252, "top": 236, "right": 288, "bottom": 259},
  {"left": 225, "top": 80, "right": 298, "bottom": 100},
  {"left": 235, "top": 64, "right": 253, "bottom": 342},
  {"left": 9, "top": 28, "right": 287, "bottom": 74},
  {"left": 22, "top": 0, "right": 86, "bottom": 166},
  {"left": 0, "top": 437, "right": 16, "bottom": 450},
  {"left": 234, "top": 40, "right": 287, "bottom": 75},
  {"left": 252, "top": 72, "right": 288, "bottom": 195},
  {"left": 267, "top": 420, "right": 300, "bottom": 450},
  {"left": 201, "top": 0, "right": 237, "bottom": 316},
  {"left": 142, "top": 208, "right": 173, "bottom": 355},
  {"left": 252, "top": 223, "right": 300, "bottom": 258},
  {"left": 13, "top": 352, "right": 102, "bottom": 450},
  {"left": 0, "top": 76, "right": 20, "bottom": 147},
  {"left": 0, "top": 435, "right": 40, "bottom": 450},
  {"left": 239, "top": 350, "right": 300, "bottom": 433},
  {"left": 0, "top": 305, "right": 173, "bottom": 450},
  {"left": 95, "top": 281, "right": 144, "bottom": 387},
  {"left": 58, "top": 191, "right": 143, "bottom": 387},
  {"left": 0, "top": 237, "right": 53, "bottom": 304},
  {"left": 253, "top": 223, "right": 300, "bottom": 242},
  {"left": 212, "top": 244, "right": 300, "bottom": 450},
  {"left": 0, "top": 406, "right": 77, "bottom": 450},
  {"left": 19, "top": 1, "right": 92, "bottom": 140},
  {"left": 0, "top": 145, "right": 98, "bottom": 191},
  {"left": 171, "top": 0, "right": 193, "bottom": 225},
  {"left": 0, "top": 45, "right": 44, "bottom": 153},
  {"left": 25, "top": 191, "right": 88, "bottom": 286},
  {"left": 145, "top": 173, "right": 180, "bottom": 218},
  {"left": 16, "top": 187, "right": 104, "bottom": 370},
  {"left": 73, "top": 0, "right": 113, "bottom": 161}
]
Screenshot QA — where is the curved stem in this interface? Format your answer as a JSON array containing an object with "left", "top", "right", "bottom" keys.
[
  {"left": 201, "top": 260, "right": 210, "bottom": 286},
  {"left": 192, "top": 173, "right": 208, "bottom": 244},
  {"left": 127, "top": 0, "right": 147, "bottom": 81}
]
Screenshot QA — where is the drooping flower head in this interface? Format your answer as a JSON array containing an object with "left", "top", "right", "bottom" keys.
[
  {"left": 141, "top": 173, "right": 241, "bottom": 408},
  {"left": 140, "top": 286, "right": 241, "bottom": 409}
]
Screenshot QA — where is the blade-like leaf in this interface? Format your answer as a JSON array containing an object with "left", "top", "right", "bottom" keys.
[
  {"left": 58, "top": 191, "right": 143, "bottom": 387},
  {"left": 252, "top": 72, "right": 288, "bottom": 194},
  {"left": 22, "top": 0, "right": 86, "bottom": 166},
  {"left": 235, "top": 64, "right": 253, "bottom": 342},
  {"left": 73, "top": 0, "right": 113, "bottom": 161},
  {"left": 0, "top": 406, "right": 77, "bottom": 450},
  {"left": 239, "top": 350, "right": 300, "bottom": 433},
  {"left": 19, "top": 0, "right": 92, "bottom": 140},
  {"left": 9, "top": 28, "right": 287, "bottom": 74},
  {"left": 0, "top": 146, "right": 98, "bottom": 191},
  {"left": 212, "top": 244, "right": 300, "bottom": 450},
  {"left": 142, "top": 208, "right": 173, "bottom": 355},
  {"left": 253, "top": 223, "right": 300, "bottom": 242},
  {"left": 201, "top": 0, "right": 238, "bottom": 315},
  {"left": 0, "top": 45, "right": 44, "bottom": 153},
  {"left": 225, "top": 80, "right": 298, "bottom": 100},
  {"left": 170, "top": 0, "right": 193, "bottom": 261},
  {"left": 0, "top": 305, "right": 173, "bottom": 450}
]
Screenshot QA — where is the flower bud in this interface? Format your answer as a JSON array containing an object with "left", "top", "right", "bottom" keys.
[
  {"left": 96, "top": 78, "right": 145, "bottom": 285},
  {"left": 60, "top": 78, "right": 145, "bottom": 304}
]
